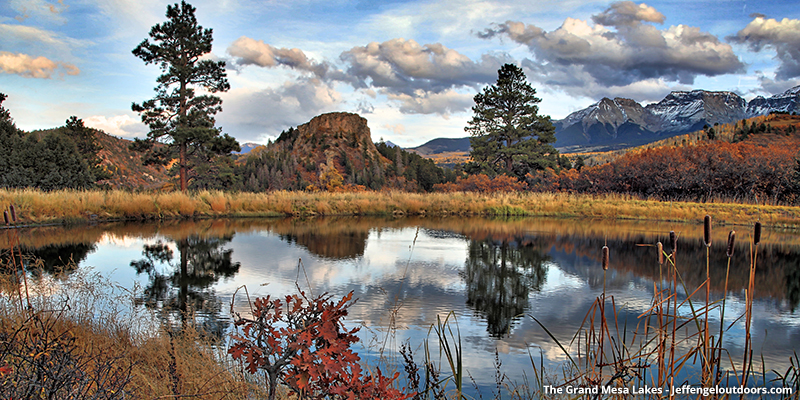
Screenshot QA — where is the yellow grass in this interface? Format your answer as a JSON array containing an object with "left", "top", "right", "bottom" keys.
[
  {"left": 0, "top": 270, "right": 267, "bottom": 399},
  {"left": 1, "top": 188, "right": 800, "bottom": 229}
]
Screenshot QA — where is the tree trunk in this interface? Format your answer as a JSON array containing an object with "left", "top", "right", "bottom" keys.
[{"left": 180, "top": 142, "right": 188, "bottom": 191}]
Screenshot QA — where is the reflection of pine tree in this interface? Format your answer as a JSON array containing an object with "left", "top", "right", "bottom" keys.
[
  {"left": 14, "top": 243, "right": 96, "bottom": 277},
  {"left": 462, "top": 238, "right": 549, "bottom": 337},
  {"left": 786, "top": 258, "right": 800, "bottom": 313},
  {"left": 131, "top": 235, "right": 240, "bottom": 336}
]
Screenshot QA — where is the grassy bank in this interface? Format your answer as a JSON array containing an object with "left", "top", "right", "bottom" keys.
[
  {"left": 0, "top": 270, "right": 268, "bottom": 399},
  {"left": 1, "top": 188, "right": 799, "bottom": 228}
]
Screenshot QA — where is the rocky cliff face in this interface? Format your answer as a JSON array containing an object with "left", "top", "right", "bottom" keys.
[
  {"left": 290, "top": 112, "right": 388, "bottom": 170},
  {"left": 555, "top": 86, "right": 800, "bottom": 151}
]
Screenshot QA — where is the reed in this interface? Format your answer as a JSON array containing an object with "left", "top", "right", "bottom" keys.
[{"left": 520, "top": 215, "right": 793, "bottom": 399}]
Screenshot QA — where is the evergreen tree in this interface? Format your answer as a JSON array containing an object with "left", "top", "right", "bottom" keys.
[
  {"left": 131, "top": 1, "right": 239, "bottom": 191},
  {"left": 465, "top": 64, "right": 557, "bottom": 180},
  {"left": 62, "top": 116, "right": 111, "bottom": 181},
  {"left": 0, "top": 94, "right": 93, "bottom": 190}
]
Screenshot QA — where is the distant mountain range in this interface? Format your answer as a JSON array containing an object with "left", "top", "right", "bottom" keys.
[
  {"left": 408, "top": 137, "right": 471, "bottom": 155},
  {"left": 408, "top": 85, "right": 800, "bottom": 154},
  {"left": 555, "top": 85, "right": 800, "bottom": 152}
]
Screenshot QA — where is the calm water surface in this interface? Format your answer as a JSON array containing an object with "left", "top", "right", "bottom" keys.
[{"left": 11, "top": 217, "right": 800, "bottom": 393}]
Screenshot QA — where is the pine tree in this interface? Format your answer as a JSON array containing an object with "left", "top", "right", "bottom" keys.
[
  {"left": 62, "top": 116, "right": 111, "bottom": 181},
  {"left": 131, "top": 1, "right": 239, "bottom": 191},
  {"left": 465, "top": 64, "right": 557, "bottom": 180}
]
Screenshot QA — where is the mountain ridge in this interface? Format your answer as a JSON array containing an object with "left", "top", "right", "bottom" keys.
[{"left": 407, "top": 85, "right": 800, "bottom": 155}]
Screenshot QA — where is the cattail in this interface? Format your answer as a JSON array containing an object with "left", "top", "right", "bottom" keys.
[
  {"left": 9, "top": 205, "right": 16, "bottom": 222},
  {"left": 703, "top": 215, "right": 711, "bottom": 247},
  {"left": 656, "top": 242, "right": 664, "bottom": 265},
  {"left": 602, "top": 246, "right": 609, "bottom": 270},
  {"left": 726, "top": 230, "right": 736, "bottom": 257},
  {"left": 3, "top": 211, "right": 8, "bottom": 225},
  {"left": 753, "top": 222, "right": 762, "bottom": 246},
  {"left": 669, "top": 231, "right": 677, "bottom": 255}
]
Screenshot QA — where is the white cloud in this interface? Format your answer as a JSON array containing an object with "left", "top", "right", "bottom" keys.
[
  {"left": 385, "top": 88, "right": 474, "bottom": 116},
  {"left": 84, "top": 114, "right": 146, "bottom": 138},
  {"left": 728, "top": 16, "right": 800, "bottom": 80},
  {"left": 479, "top": 1, "right": 745, "bottom": 95},
  {"left": 227, "top": 36, "right": 333, "bottom": 78},
  {"left": 341, "top": 38, "right": 506, "bottom": 94},
  {"left": 0, "top": 23, "right": 71, "bottom": 47},
  {"left": 0, "top": 51, "right": 79, "bottom": 78},
  {"left": 227, "top": 36, "right": 509, "bottom": 117}
]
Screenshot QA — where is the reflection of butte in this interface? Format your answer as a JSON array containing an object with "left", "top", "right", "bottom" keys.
[{"left": 280, "top": 230, "right": 369, "bottom": 260}]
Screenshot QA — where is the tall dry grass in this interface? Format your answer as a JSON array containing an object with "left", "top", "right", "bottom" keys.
[
  {"left": 0, "top": 267, "right": 268, "bottom": 399},
  {"left": 3, "top": 188, "right": 800, "bottom": 228}
]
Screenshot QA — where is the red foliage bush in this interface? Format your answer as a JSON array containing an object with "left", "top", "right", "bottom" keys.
[{"left": 229, "top": 291, "right": 413, "bottom": 400}]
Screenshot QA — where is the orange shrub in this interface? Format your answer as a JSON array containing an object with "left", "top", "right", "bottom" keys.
[{"left": 433, "top": 174, "right": 526, "bottom": 193}]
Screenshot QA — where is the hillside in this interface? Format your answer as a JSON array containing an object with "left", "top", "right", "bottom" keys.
[
  {"left": 94, "top": 132, "right": 171, "bottom": 189},
  {"left": 29, "top": 127, "right": 171, "bottom": 189},
  {"left": 528, "top": 113, "right": 800, "bottom": 203},
  {"left": 408, "top": 137, "right": 471, "bottom": 156},
  {"left": 579, "top": 113, "right": 800, "bottom": 167}
]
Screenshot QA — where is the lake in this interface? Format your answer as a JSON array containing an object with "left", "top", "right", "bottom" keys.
[{"left": 7, "top": 216, "right": 800, "bottom": 395}]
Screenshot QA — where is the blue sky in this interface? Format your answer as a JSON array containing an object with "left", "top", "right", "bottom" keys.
[{"left": 2, "top": 0, "right": 800, "bottom": 147}]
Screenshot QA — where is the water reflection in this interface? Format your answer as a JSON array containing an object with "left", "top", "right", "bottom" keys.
[
  {"left": 463, "top": 238, "right": 549, "bottom": 337},
  {"left": 23, "top": 242, "right": 95, "bottom": 276},
  {"left": 130, "top": 235, "right": 240, "bottom": 336},
  {"left": 279, "top": 230, "right": 368, "bottom": 260},
  {"left": 9, "top": 217, "right": 800, "bottom": 391}
]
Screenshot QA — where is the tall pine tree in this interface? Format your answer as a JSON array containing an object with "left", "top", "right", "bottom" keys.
[
  {"left": 131, "top": 1, "right": 238, "bottom": 191},
  {"left": 465, "top": 64, "right": 557, "bottom": 180}
]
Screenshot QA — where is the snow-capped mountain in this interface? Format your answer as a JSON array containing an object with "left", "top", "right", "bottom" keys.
[
  {"left": 746, "top": 86, "right": 800, "bottom": 116},
  {"left": 555, "top": 86, "right": 800, "bottom": 151}
]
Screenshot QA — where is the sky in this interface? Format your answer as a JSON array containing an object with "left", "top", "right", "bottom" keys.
[{"left": 2, "top": 0, "right": 800, "bottom": 147}]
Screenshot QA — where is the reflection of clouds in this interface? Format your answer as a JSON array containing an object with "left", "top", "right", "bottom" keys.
[{"left": 78, "top": 218, "right": 800, "bottom": 389}]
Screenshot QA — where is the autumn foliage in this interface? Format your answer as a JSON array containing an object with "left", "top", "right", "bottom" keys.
[
  {"left": 434, "top": 173, "right": 527, "bottom": 193},
  {"left": 529, "top": 140, "right": 800, "bottom": 203},
  {"left": 229, "top": 291, "right": 412, "bottom": 400}
]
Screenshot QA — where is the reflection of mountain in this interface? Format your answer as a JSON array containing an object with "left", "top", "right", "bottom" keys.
[
  {"left": 280, "top": 230, "right": 369, "bottom": 260},
  {"left": 462, "top": 238, "right": 549, "bottom": 337},
  {"left": 131, "top": 235, "right": 240, "bottom": 335}
]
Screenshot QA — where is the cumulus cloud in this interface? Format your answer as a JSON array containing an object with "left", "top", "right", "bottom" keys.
[
  {"left": 479, "top": 1, "right": 744, "bottom": 95},
  {"left": 520, "top": 59, "right": 685, "bottom": 103},
  {"left": 591, "top": 1, "right": 664, "bottom": 27},
  {"left": 385, "top": 88, "right": 474, "bottom": 116},
  {"left": 340, "top": 38, "right": 506, "bottom": 94},
  {"left": 728, "top": 16, "right": 800, "bottom": 80},
  {"left": 228, "top": 36, "right": 509, "bottom": 116},
  {"left": 84, "top": 114, "right": 146, "bottom": 138},
  {"left": 227, "top": 36, "right": 337, "bottom": 79},
  {"left": 754, "top": 75, "right": 800, "bottom": 96},
  {"left": 0, "top": 51, "right": 79, "bottom": 78},
  {"left": 218, "top": 79, "right": 342, "bottom": 142}
]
